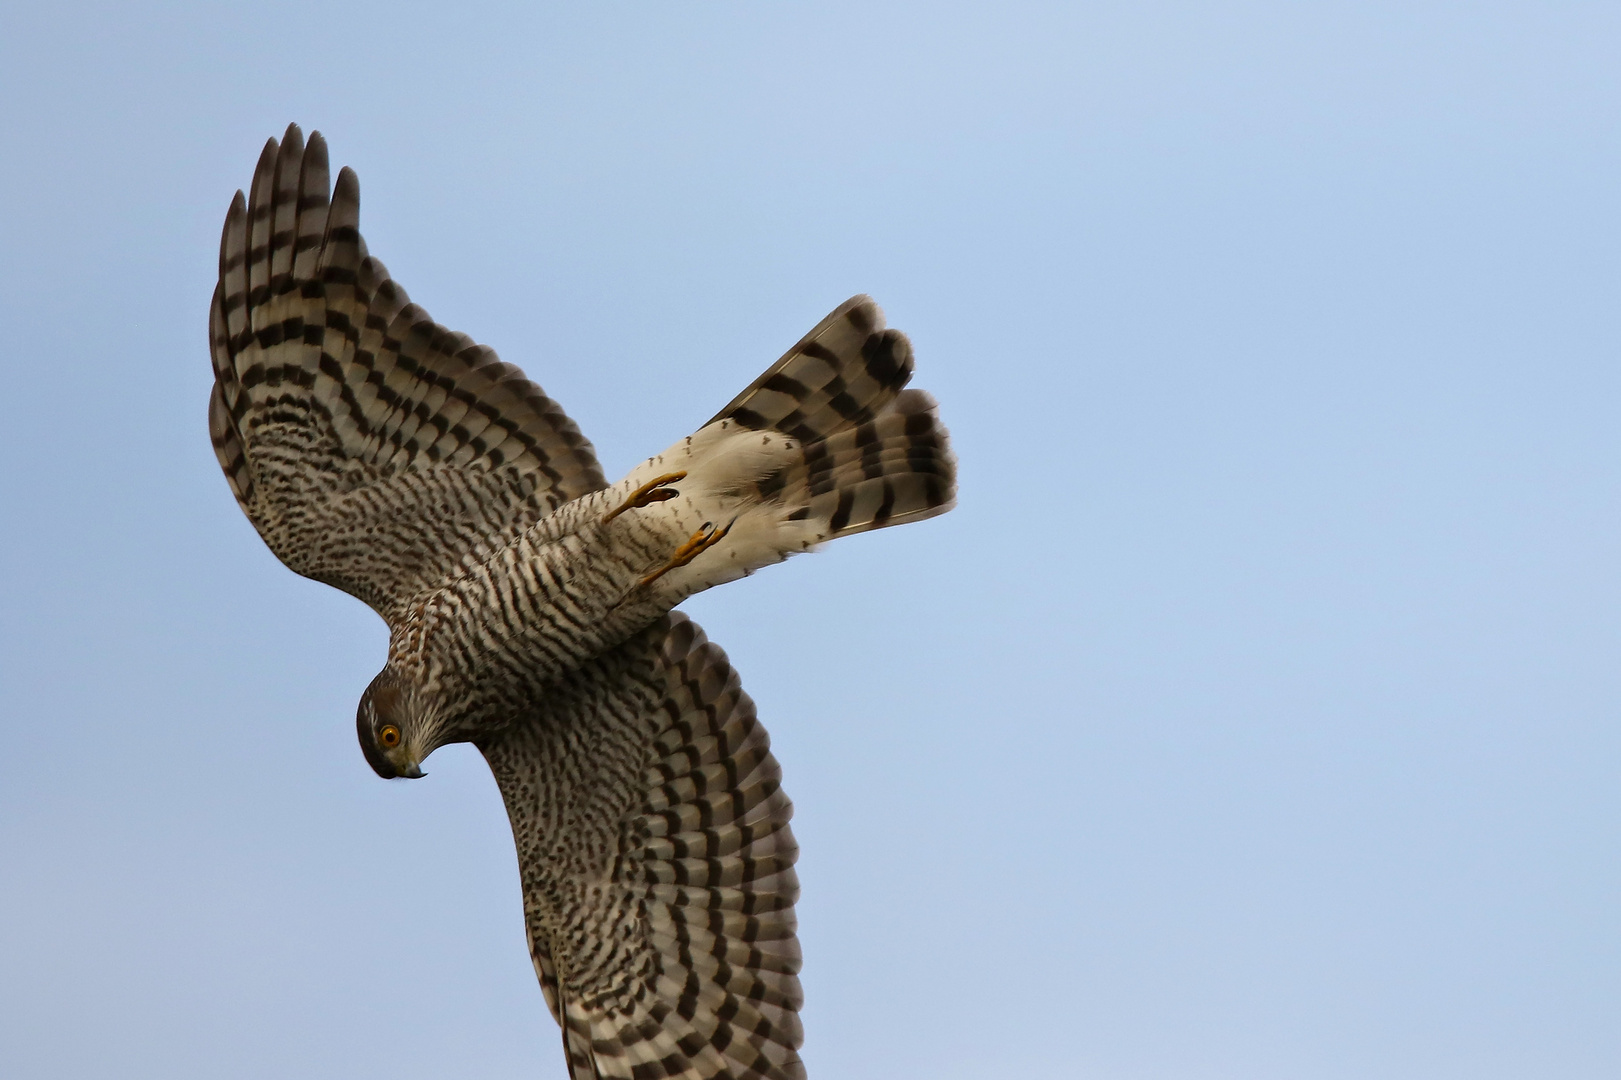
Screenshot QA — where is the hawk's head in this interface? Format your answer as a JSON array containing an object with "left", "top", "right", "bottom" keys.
[{"left": 356, "top": 668, "right": 431, "bottom": 779}]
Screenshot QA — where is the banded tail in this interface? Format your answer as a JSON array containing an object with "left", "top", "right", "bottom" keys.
[{"left": 608, "top": 296, "right": 956, "bottom": 602}]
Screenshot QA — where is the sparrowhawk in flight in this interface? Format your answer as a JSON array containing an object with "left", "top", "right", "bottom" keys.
[{"left": 209, "top": 124, "right": 956, "bottom": 1080}]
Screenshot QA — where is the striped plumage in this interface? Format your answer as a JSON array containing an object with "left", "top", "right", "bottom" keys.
[
  {"left": 210, "top": 125, "right": 955, "bottom": 1079},
  {"left": 486, "top": 615, "right": 802, "bottom": 1080}
]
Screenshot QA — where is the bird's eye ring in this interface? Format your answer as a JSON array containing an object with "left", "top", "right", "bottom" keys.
[{"left": 378, "top": 724, "right": 401, "bottom": 749}]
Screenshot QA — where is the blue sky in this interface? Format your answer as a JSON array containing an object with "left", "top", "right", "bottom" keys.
[{"left": 1, "top": 3, "right": 1617, "bottom": 1077}]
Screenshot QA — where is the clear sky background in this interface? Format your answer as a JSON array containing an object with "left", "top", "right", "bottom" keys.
[{"left": 1, "top": 3, "right": 1617, "bottom": 1078}]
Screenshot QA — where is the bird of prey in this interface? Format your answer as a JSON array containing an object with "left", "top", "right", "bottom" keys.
[{"left": 208, "top": 125, "right": 955, "bottom": 1080}]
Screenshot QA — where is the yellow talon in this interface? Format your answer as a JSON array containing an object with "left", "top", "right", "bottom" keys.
[
  {"left": 602, "top": 471, "right": 687, "bottom": 524},
  {"left": 637, "top": 519, "right": 735, "bottom": 588}
]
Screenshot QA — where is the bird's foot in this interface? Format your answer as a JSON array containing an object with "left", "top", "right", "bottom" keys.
[
  {"left": 602, "top": 472, "right": 687, "bottom": 524},
  {"left": 637, "top": 519, "right": 735, "bottom": 588}
]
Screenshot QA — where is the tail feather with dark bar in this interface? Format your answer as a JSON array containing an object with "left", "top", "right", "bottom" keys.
[
  {"left": 707, "top": 295, "right": 915, "bottom": 442},
  {"left": 608, "top": 295, "right": 955, "bottom": 604},
  {"left": 777, "top": 387, "right": 953, "bottom": 539},
  {"left": 716, "top": 294, "right": 955, "bottom": 543}
]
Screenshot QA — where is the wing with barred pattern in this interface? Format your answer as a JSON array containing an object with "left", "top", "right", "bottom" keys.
[
  {"left": 480, "top": 614, "right": 805, "bottom": 1080},
  {"left": 208, "top": 124, "right": 605, "bottom": 623}
]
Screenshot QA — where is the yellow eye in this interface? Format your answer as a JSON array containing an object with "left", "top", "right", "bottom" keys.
[{"left": 378, "top": 724, "right": 401, "bottom": 749}]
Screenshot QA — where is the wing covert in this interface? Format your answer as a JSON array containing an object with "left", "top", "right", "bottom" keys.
[
  {"left": 481, "top": 615, "right": 805, "bottom": 1080},
  {"left": 209, "top": 124, "right": 607, "bottom": 622}
]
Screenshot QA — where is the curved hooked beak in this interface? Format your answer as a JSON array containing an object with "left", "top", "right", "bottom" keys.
[{"left": 399, "top": 762, "right": 426, "bottom": 780}]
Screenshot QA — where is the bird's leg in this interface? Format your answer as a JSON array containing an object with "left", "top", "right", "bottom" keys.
[
  {"left": 637, "top": 519, "right": 735, "bottom": 588},
  {"left": 602, "top": 472, "right": 687, "bottom": 524}
]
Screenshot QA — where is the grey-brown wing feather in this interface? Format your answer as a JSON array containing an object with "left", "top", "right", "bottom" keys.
[
  {"left": 482, "top": 614, "right": 804, "bottom": 1080},
  {"left": 209, "top": 124, "right": 605, "bottom": 622}
]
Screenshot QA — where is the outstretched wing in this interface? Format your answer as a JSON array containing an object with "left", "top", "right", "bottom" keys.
[
  {"left": 481, "top": 615, "right": 804, "bottom": 1080},
  {"left": 208, "top": 124, "right": 606, "bottom": 623}
]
